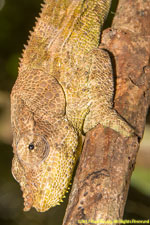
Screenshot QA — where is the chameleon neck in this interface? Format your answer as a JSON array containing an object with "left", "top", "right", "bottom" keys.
[{"left": 19, "top": 0, "right": 112, "bottom": 71}]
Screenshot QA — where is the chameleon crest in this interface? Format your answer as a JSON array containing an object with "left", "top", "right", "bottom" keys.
[{"left": 11, "top": 0, "right": 133, "bottom": 212}]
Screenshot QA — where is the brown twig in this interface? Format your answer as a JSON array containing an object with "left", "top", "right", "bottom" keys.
[{"left": 63, "top": 0, "right": 150, "bottom": 224}]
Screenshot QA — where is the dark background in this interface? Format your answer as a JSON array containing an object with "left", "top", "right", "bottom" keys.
[{"left": 0, "top": 0, "right": 149, "bottom": 224}]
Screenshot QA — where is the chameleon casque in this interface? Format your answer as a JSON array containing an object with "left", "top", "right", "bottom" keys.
[{"left": 11, "top": 0, "right": 133, "bottom": 212}]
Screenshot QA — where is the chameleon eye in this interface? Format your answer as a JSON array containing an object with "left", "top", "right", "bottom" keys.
[
  {"left": 16, "top": 133, "right": 49, "bottom": 167},
  {"left": 28, "top": 143, "right": 34, "bottom": 150}
]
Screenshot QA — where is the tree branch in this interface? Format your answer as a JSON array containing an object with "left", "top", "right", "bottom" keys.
[{"left": 63, "top": 0, "right": 150, "bottom": 224}]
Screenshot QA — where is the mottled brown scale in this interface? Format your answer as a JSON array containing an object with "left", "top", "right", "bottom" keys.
[{"left": 11, "top": 0, "right": 133, "bottom": 212}]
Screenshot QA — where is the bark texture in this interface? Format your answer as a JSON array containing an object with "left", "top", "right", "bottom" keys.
[{"left": 63, "top": 0, "right": 150, "bottom": 224}]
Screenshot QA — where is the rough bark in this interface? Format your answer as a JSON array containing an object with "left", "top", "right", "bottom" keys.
[{"left": 62, "top": 0, "right": 150, "bottom": 224}]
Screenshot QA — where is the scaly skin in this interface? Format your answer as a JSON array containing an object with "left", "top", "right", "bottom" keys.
[{"left": 11, "top": 0, "right": 133, "bottom": 212}]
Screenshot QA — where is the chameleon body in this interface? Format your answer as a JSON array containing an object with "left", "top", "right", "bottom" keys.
[{"left": 11, "top": 0, "right": 133, "bottom": 212}]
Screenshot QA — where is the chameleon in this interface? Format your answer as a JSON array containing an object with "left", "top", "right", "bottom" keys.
[{"left": 10, "top": 0, "right": 134, "bottom": 212}]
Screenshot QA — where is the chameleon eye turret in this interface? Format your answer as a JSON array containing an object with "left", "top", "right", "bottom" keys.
[{"left": 16, "top": 133, "right": 49, "bottom": 167}]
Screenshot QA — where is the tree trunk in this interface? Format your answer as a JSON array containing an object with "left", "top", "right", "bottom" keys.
[{"left": 63, "top": 0, "right": 150, "bottom": 224}]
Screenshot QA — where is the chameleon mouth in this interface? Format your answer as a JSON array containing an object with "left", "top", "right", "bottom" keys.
[
  {"left": 23, "top": 191, "right": 33, "bottom": 211},
  {"left": 16, "top": 132, "right": 49, "bottom": 167},
  {"left": 21, "top": 170, "right": 40, "bottom": 211},
  {"left": 21, "top": 180, "right": 35, "bottom": 211}
]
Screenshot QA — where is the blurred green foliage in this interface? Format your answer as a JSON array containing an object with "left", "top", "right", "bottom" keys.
[
  {"left": 131, "top": 167, "right": 150, "bottom": 196},
  {"left": 0, "top": 0, "right": 42, "bottom": 90},
  {"left": 0, "top": 0, "right": 149, "bottom": 225}
]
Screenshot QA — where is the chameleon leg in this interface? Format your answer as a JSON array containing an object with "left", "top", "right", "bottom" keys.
[{"left": 83, "top": 48, "right": 134, "bottom": 137}]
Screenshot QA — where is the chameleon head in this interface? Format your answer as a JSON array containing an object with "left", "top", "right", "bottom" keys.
[{"left": 12, "top": 123, "right": 79, "bottom": 212}]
